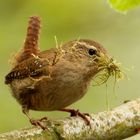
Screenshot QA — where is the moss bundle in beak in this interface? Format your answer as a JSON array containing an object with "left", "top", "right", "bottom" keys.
[{"left": 93, "top": 52, "right": 124, "bottom": 85}]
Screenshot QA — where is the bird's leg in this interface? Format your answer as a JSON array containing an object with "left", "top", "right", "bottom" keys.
[
  {"left": 22, "top": 107, "right": 48, "bottom": 130},
  {"left": 59, "top": 108, "right": 91, "bottom": 125}
]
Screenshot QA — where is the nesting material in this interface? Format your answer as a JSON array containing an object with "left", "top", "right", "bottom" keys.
[{"left": 93, "top": 52, "right": 124, "bottom": 85}]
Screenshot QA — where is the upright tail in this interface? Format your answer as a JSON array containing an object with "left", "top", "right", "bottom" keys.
[{"left": 16, "top": 16, "right": 41, "bottom": 64}]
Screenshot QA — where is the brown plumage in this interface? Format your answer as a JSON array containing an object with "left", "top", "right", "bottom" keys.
[
  {"left": 15, "top": 16, "right": 41, "bottom": 64},
  {"left": 5, "top": 16, "right": 110, "bottom": 129}
]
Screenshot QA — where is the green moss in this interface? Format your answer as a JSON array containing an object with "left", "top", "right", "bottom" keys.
[{"left": 93, "top": 53, "right": 124, "bottom": 86}]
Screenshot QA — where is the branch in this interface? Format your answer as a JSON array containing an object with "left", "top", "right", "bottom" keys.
[{"left": 0, "top": 98, "right": 140, "bottom": 140}]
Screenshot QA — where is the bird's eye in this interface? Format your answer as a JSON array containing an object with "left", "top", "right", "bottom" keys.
[{"left": 88, "top": 48, "right": 96, "bottom": 56}]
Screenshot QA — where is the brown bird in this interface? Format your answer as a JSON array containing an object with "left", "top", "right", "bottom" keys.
[{"left": 5, "top": 16, "right": 120, "bottom": 129}]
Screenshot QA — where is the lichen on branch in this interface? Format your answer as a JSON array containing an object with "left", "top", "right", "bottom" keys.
[{"left": 0, "top": 98, "right": 140, "bottom": 140}]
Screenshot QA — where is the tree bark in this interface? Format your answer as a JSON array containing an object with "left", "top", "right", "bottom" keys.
[{"left": 0, "top": 98, "right": 140, "bottom": 140}]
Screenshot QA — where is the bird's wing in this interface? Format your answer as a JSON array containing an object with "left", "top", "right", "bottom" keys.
[{"left": 5, "top": 49, "right": 57, "bottom": 84}]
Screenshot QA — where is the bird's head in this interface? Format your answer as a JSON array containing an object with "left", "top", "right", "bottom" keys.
[{"left": 62, "top": 39, "right": 124, "bottom": 84}]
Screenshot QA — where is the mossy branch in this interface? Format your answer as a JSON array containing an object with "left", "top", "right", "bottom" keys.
[{"left": 0, "top": 98, "right": 140, "bottom": 140}]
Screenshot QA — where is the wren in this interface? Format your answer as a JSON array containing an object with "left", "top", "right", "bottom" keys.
[{"left": 5, "top": 16, "right": 113, "bottom": 129}]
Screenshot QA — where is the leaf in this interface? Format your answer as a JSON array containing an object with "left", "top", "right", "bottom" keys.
[{"left": 108, "top": 0, "right": 140, "bottom": 12}]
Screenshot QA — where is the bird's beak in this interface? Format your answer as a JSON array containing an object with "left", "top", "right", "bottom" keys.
[{"left": 94, "top": 51, "right": 124, "bottom": 84}]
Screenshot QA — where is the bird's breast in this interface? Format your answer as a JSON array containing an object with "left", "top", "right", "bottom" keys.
[
  {"left": 9, "top": 60, "right": 91, "bottom": 111},
  {"left": 29, "top": 62, "right": 90, "bottom": 111}
]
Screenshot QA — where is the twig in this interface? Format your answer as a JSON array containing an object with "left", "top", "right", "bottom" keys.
[{"left": 0, "top": 98, "right": 140, "bottom": 140}]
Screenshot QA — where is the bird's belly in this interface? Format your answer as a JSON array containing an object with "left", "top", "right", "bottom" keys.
[
  {"left": 30, "top": 87, "right": 86, "bottom": 111},
  {"left": 10, "top": 64, "right": 90, "bottom": 111},
  {"left": 29, "top": 73, "right": 89, "bottom": 111}
]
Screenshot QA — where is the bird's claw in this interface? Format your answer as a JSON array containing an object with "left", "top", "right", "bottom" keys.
[
  {"left": 59, "top": 108, "right": 91, "bottom": 126},
  {"left": 30, "top": 117, "right": 48, "bottom": 130}
]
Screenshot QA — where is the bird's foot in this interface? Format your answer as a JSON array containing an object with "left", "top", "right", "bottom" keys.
[
  {"left": 29, "top": 117, "right": 48, "bottom": 130},
  {"left": 22, "top": 107, "right": 48, "bottom": 130},
  {"left": 59, "top": 108, "right": 91, "bottom": 125}
]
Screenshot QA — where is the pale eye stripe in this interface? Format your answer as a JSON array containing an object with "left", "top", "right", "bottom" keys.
[
  {"left": 89, "top": 46, "right": 97, "bottom": 51},
  {"left": 77, "top": 42, "right": 97, "bottom": 51}
]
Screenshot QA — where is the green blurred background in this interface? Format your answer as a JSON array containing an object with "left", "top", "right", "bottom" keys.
[{"left": 0, "top": 0, "right": 140, "bottom": 139}]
